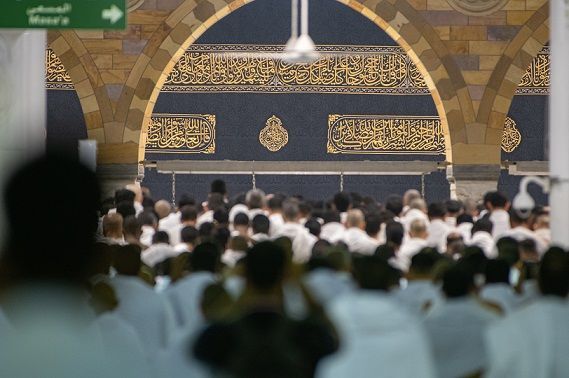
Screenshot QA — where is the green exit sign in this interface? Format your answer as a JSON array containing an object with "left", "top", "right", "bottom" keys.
[{"left": 0, "top": 0, "right": 126, "bottom": 29}]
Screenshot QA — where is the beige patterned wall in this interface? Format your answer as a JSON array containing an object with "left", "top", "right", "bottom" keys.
[{"left": 47, "top": 0, "right": 549, "bottom": 166}]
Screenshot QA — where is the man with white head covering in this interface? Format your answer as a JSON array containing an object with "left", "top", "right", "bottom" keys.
[
  {"left": 273, "top": 199, "right": 316, "bottom": 263},
  {"left": 424, "top": 263, "right": 499, "bottom": 378},
  {"left": 485, "top": 248, "right": 569, "bottom": 378},
  {"left": 340, "top": 209, "right": 379, "bottom": 255}
]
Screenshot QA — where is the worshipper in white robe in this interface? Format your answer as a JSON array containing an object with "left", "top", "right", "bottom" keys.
[
  {"left": 485, "top": 249, "right": 569, "bottom": 378},
  {"left": 166, "top": 242, "right": 219, "bottom": 328},
  {"left": 424, "top": 263, "right": 500, "bottom": 378},
  {"left": 320, "top": 210, "right": 346, "bottom": 244},
  {"left": 101, "top": 213, "right": 127, "bottom": 245},
  {"left": 396, "top": 218, "right": 429, "bottom": 271},
  {"left": 394, "top": 250, "right": 442, "bottom": 315},
  {"left": 222, "top": 236, "right": 248, "bottom": 268},
  {"left": 534, "top": 213, "right": 551, "bottom": 250},
  {"left": 164, "top": 205, "right": 198, "bottom": 246},
  {"left": 174, "top": 225, "right": 199, "bottom": 253},
  {"left": 426, "top": 202, "right": 451, "bottom": 253},
  {"left": 126, "top": 183, "right": 145, "bottom": 216},
  {"left": 340, "top": 209, "right": 379, "bottom": 255},
  {"left": 445, "top": 199, "right": 462, "bottom": 228},
  {"left": 479, "top": 259, "right": 521, "bottom": 313},
  {"left": 483, "top": 191, "right": 511, "bottom": 238},
  {"left": 402, "top": 198, "right": 429, "bottom": 231},
  {"left": 317, "top": 255, "right": 436, "bottom": 378},
  {"left": 273, "top": 199, "right": 317, "bottom": 263},
  {"left": 502, "top": 209, "right": 547, "bottom": 255},
  {"left": 246, "top": 188, "right": 267, "bottom": 219},
  {"left": 110, "top": 245, "right": 176, "bottom": 360},
  {"left": 332, "top": 192, "right": 352, "bottom": 225},
  {"left": 456, "top": 213, "right": 474, "bottom": 243},
  {"left": 266, "top": 194, "right": 286, "bottom": 235},
  {"left": 401, "top": 189, "right": 421, "bottom": 217},
  {"left": 141, "top": 231, "right": 179, "bottom": 268},
  {"left": 138, "top": 210, "right": 158, "bottom": 247},
  {"left": 196, "top": 193, "right": 225, "bottom": 228},
  {"left": 469, "top": 218, "right": 497, "bottom": 258},
  {"left": 228, "top": 203, "right": 248, "bottom": 224}
]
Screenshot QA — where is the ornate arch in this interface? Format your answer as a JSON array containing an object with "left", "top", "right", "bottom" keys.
[
  {"left": 47, "top": 30, "right": 112, "bottom": 143},
  {"left": 477, "top": 3, "right": 549, "bottom": 149},
  {"left": 122, "top": 0, "right": 464, "bottom": 162}
]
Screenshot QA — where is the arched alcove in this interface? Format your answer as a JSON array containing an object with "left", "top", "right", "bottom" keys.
[{"left": 141, "top": 0, "right": 451, "bottom": 201}]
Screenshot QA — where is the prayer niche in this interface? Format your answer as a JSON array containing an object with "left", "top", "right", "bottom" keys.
[
  {"left": 259, "top": 115, "right": 289, "bottom": 152},
  {"left": 327, "top": 115, "right": 445, "bottom": 155},
  {"left": 146, "top": 114, "right": 216, "bottom": 154},
  {"left": 501, "top": 117, "right": 522, "bottom": 153}
]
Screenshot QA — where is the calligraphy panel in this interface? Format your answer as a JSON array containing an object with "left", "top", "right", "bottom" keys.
[
  {"left": 146, "top": 114, "right": 216, "bottom": 154},
  {"left": 45, "top": 48, "right": 74, "bottom": 90},
  {"left": 327, "top": 115, "right": 445, "bottom": 155},
  {"left": 516, "top": 46, "right": 549, "bottom": 95},
  {"left": 163, "top": 44, "right": 429, "bottom": 95}
]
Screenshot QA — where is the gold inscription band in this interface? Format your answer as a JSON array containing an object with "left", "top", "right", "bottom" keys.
[{"left": 146, "top": 114, "right": 216, "bottom": 154}]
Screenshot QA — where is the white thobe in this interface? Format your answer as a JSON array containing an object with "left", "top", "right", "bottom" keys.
[
  {"left": 159, "top": 212, "right": 181, "bottom": 237},
  {"left": 228, "top": 204, "right": 248, "bottom": 223},
  {"left": 427, "top": 219, "right": 451, "bottom": 253},
  {"left": 303, "top": 268, "right": 355, "bottom": 306},
  {"left": 140, "top": 225, "right": 155, "bottom": 247},
  {"left": 534, "top": 228, "right": 551, "bottom": 253},
  {"left": 457, "top": 222, "right": 473, "bottom": 243},
  {"left": 165, "top": 271, "right": 216, "bottom": 328},
  {"left": 393, "top": 280, "right": 442, "bottom": 316},
  {"left": 424, "top": 297, "right": 499, "bottom": 378},
  {"left": 469, "top": 231, "right": 496, "bottom": 258},
  {"left": 196, "top": 210, "right": 214, "bottom": 228},
  {"left": 110, "top": 275, "right": 176, "bottom": 358},
  {"left": 317, "top": 291, "right": 436, "bottom": 378},
  {"left": 341, "top": 227, "right": 379, "bottom": 255},
  {"left": 222, "top": 249, "right": 246, "bottom": 267},
  {"left": 273, "top": 222, "right": 317, "bottom": 263},
  {"left": 320, "top": 222, "right": 346, "bottom": 243},
  {"left": 396, "top": 237, "right": 428, "bottom": 272},
  {"left": 142, "top": 243, "right": 180, "bottom": 268},
  {"left": 489, "top": 209, "right": 510, "bottom": 239},
  {"left": 402, "top": 209, "right": 430, "bottom": 231},
  {"left": 268, "top": 213, "right": 284, "bottom": 236},
  {"left": 502, "top": 226, "right": 547, "bottom": 255},
  {"left": 486, "top": 297, "right": 569, "bottom": 378},
  {"left": 251, "top": 232, "right": 270, "bottom": 243},
  {"left": 480, "top": 283, "right": 521, "bottom": 313}
]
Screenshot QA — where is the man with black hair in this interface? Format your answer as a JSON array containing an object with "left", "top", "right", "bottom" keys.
[
  {"left": 385, "top": 194, "right": 404, "bottom": 219},
  {"left": 479, "top": 259, "right": 520, "bottom": 313},
  {"left": 251, "top": 214, "right": 270, "bottom": 243},
  {"left": 167, "top": 242, "right": 220, "bottom": 329},
  {"left": 456, "top": 213, "right": 474, "bottom": 243},
  {"left": 232, "top": 212, "right": 250, "bottom": 238},
  {"left": 194, "top": 242, "right": 337, "bottom": 378},
  {"left": 110, "top": 244, "right": 176, "bottom": 360},
  {"left": 210, "top": 179, "right": 227, "bottom": 198},
  {"left": 138, "top": 210, "right": 158, "bottom": 247},
  {"left": 267, "top": 193, "right": 285, "bottom": 235},
  {"left": 427, "top": 202, "right": 451, "bottom": 253},
  {"left": 486, "top": 249, "right": 569, "bottom": 377},
  {"left": 424, "top": 263, "right": 499, "bottom": 378},
  {"left": 174, "top": 226, "right": 199, "bottom": 253},
  {"left": 197, "top": 192, "right": 226, "bottom": 227},
  {"left": 305, "top": 217, "right": 321, "bottom": 238},
  {"left": 365, "top": 212, "right": 382, "bottom": 242},
  {"left": 332, "top": 192, "right": 352, "bottom": 223},
  {"left": 445, "top": 199, "right": 463, "bottom": 227},
  {"left": 318, "top": 254, "right": 436, "bottom": 378},
  {"left": 469, "top": 218, "right": 495, "bottom": 257},
  {"left": 141, "top": 230, "right": 178, "bottom": 269},
  {"left": 167, "top": 205, "right": 198, "bottom": 246},
  {"left": 320, "top": 209, "right": 345, "bottom": 243},
  {"left": 394, "top": 249, "right": 442, "bottom": 315},
  {"left": 483, "top": 191, "right": 510, "bottom": 238}
]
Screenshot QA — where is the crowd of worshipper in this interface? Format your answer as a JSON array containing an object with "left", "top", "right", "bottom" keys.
[{"left": 0, "top": 154, "right": 568, "bottom": 378}]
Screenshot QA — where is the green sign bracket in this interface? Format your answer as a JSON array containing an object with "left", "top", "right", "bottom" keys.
[{"left": 0, "top": 0, "right": 126, "bottom": 29}]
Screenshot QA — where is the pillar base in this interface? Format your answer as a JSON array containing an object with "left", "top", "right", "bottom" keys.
[{"left": 448, "top": 164, "right": 501, "bottom": 201}]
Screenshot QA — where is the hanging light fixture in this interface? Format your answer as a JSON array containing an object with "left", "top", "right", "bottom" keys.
[{"left": 283, "top": 0, "right": 320, "bottom": 64}]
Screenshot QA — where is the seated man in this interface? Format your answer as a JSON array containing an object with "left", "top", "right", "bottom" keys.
[
  {"left": 194, "top": 241, "right": 338, "bottom": 378},
  {"left": 424, "top": 263, "right": 500, "bottom": 378},
  {"left": 486, "top": 248, "right": 569, "bottom": 378}
]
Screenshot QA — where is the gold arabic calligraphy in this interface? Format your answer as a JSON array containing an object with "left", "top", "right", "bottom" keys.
[
  {"left": 259, "top": 115, "right": 289, "bottom": 152},
  {"left": 164, "top": 44, "right": 428, "bottom": 95},
  {"left": 502, "top": 116, "right": 522, "bottom": 153},
  {"left": 517, "top": 46, "right": 549, "bottom": 95},
  {"left": 327, "top": 115, "right": 445, "bottom": 155},
  {"left": 45, "top": 48, "right": 74, "bottom": 90},
  {"left": 146, "top": 114, "right": 215, "bottom": 154}
]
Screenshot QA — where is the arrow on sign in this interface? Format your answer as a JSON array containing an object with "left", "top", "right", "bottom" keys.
[{"left": 102, "top": 4, "right": 123, "bottom": 24}]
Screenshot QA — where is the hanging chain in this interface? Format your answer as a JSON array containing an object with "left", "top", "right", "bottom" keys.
[
  {"left": 252, "top": 171, "right": 257, "bottom": 190},
  {"left": 421, "top": 173, "right": 425, "bottom": 198},
  {"left": 172, "top": 172, "right": 176, "bottom": 206},
  {"left": 340, "top": 172, "right": 344, "bottom": 192}
]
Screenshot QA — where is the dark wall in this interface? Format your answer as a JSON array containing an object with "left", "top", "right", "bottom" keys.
[{"left": 46, "top": 89, "right": 87, "bottom": 153}]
